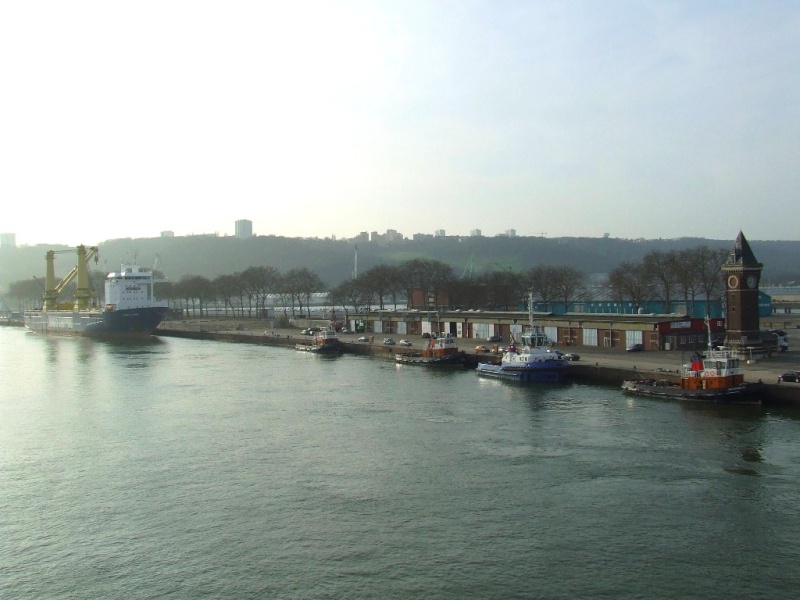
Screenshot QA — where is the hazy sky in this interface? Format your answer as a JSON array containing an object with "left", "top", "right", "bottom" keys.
[{"left": 2, "top": 1, "right": 798, "bottom": 247}]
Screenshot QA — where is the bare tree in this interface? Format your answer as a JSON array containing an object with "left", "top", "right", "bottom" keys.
[
  {"left": 608, "top": 262, "right": 653, "bottom": 313},
  {"left": 643, "top": 250, "right": 680, "bottom": 313},
  {"left": 694, "top": 245, "right": 729, "bottom": 317},
  {"left": 526, "top": 266, "right": 558, "bottom": 311},
  {"left": 551, "top": 266, "right": 586, "bottom": 312},
  {"left": 176, "top": 275, "right": 214, "bottom": 317},
  {"left": 284, "top": 268, "right": 325, "bottom": 316},
  {"left": 213, "top": 274, "right": 245, "bottom": 317}
]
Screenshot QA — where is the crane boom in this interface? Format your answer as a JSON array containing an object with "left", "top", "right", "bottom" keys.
[{"left": 43, "top": 245, "right": 99, "bottom": 311}]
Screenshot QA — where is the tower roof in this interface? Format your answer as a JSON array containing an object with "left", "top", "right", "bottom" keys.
[{"left": 726, "top": 231, "right": 762, "bottom": 267}]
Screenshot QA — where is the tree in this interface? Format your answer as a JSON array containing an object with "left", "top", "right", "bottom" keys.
[
  {"left": 551, "top": 266, "right": 586, "bottom": 312},
  {"left": 476, "top": 270, "right": 521, "bottom": 310},
  {"left": 284, "top": 268, "right": 325, "bottom": 316},
  {"left": 7, "top": 279, "right": 43, "bottom": 311},
  {"left": 526, "top": 266, "right": 558, "bottom": 311},
  {"left": 694, "top": 245, "right": 729, "bottom": 317},
  {"left": 176, "top": 275, "right": 214, "bottom": 317},
  {"left": 608, "top": 262, "right": 653, "bottom": 313},
  {"left": 240, "top": 266, "right": 280, "bottom": 317},
  {"left": 213, "top": 273, "right": 245, "bottom": 317},
  {"left": 399, "top": 258, "right": 454, "bottom": 309},
  {"left": 643, "top": 250, "right": 680, "bottom": 313}
]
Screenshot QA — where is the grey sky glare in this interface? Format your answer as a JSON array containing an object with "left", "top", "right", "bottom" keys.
[{"left": 2, "top": 1, "right": 798, "bottom": 246}]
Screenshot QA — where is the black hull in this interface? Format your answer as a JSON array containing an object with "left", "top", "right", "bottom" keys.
[
  {"left": 25, "top": 307, "right": 167, "bottom": 338},
  {"left": 621, "top": 380, "right": 764, "bottom": 405},
  {"left": 395, "top": 351, "right": 466, "bottom": 366}
]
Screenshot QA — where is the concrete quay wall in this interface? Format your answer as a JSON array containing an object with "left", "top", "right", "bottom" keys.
[{"left": 154, "top": 321, "right": 800, "bottom": 406}]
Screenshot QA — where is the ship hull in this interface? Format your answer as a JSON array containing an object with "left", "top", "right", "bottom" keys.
[
  {"left": 295, "top": 342, "right": 342, "bottom": 354},
  {"left": 476, "top": 362, "right": 568, "bottom": 383},
  {"left": 621, "top": 380, "right": 763, "bottom": 405},
  {"left": 395, "top": 351, "right": 466, "bottom": 366},
  {"left": 24, "top": 307, "right": 168, "bottom": 339}
]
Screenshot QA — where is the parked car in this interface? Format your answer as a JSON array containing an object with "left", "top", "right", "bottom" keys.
[
  {"left": 778, "top": 371, "right": 800, "bottom": 383},
  {"left": 383, "top": 338, "right": 396, "bottom": 345},
  {"left": 562, "top": 353, "right": 580, "bottom": 361},
  {"left": 548, "top": 350, "right": 565, "bottom": 359},
  {"left": 475, "top": 345, "right": 490, "bottom": 353},
  {"left": 422, "top": 332, "right": 432, "bottom": 339},
  {"left": 399, "top": 339, "right": 412, "bottom": 347},
  {"left": 487, "top": 335, "right": 503, "bottom": 342},
  {"left": 357, "top": 336, "right": 369, "bottom": 342},
  {"left": 626, "top": 343, "right": 644, "bottom": 352}
]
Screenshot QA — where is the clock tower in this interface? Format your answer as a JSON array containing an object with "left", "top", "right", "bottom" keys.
[{"left": 721, "top": 231, "right": 763, "bottom": 349}]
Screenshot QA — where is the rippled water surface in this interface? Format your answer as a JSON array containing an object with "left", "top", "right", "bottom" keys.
[{"left": 2, "top": 328, "right": 800, "bottom": 598}]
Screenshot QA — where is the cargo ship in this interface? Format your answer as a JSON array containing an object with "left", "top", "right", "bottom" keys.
[{"left": 24, "top": 245, "right": 168, "bottom": 338}]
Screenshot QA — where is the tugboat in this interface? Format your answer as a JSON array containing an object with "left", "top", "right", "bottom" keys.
[
  {"left": 621, "top": 320, "right": 763, "bottom": 404},
  {"left": 476, "top": 328, "right": 569, "bottom": 382},
  {"left": 295, "top": 327, "right": 343, "bottom": 354},
  {"left": 24, "top": 245, "right": 168, "bottom": 338},
  {"left": 395, "top": 333, "right": 466, "bottom": 366}
]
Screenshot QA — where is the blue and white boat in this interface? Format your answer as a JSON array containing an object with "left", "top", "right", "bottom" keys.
[{"left": 476, "top": 328, "right": 569, "bottom": 382}]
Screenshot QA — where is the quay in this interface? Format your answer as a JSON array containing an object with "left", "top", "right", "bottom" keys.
[{"left": 155, "top": 319, "right": 800, "bottom": 406}]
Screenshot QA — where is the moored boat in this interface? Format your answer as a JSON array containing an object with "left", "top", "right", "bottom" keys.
[
  {"left": 621, "top": 348, "right": 763, "bottom": 404},
  {"left": 395, "top": 333, "right": 466, "bottom": 366},
  {"left": 295, "top": 327, "right": 342, "bottom": 354},
  {"left": 476, "top": 328, "right": 569, "bottom": 382},
  {"left": 24, "top": 246, "right": 168, "bottom": 338},
  {"left": 621, "top": 316, "right": 763, "bottom": 404}
]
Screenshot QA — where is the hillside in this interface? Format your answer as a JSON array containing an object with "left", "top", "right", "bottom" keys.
[{"left": 2, "top": 234, "right": 800, "bottom": 289}]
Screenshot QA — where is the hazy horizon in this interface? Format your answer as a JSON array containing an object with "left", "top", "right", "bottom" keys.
[{"left": 3, "top": 1, "right": 799, "bottom": 247}]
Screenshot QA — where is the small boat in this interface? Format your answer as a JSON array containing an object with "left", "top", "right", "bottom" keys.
[
  {"left": 621, "top": 349, "right": 763, "bottom": 404},
  {"left": 476, "top": 328, "right": 569, "bottom": 382},
  {"left": 295, "top": 327, "right": 342, "bottom": 354},
  {"left": 395, "top": 333, "right": 466, "bottom": 366},
  {"left": 621, "top": 318, "right": 763, "bottom": 404}
]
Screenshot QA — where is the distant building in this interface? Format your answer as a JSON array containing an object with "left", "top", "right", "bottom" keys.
[
  {"left": 160, "top": 230, "right": 175, "bottom": 238},
  {"left": 470, "top": 229, "right": 482, "bottom": 237},
  {"left": 386, "top": 229, "right": 403, "bottom": 243},
  {"left": 235, "top": 219, "right": 253, "bottom": 239},
  {"left": 353, "top": 231, "right": 369, "bottom": 243},
  {"left": 505, "top": 229, "right": 517, "bottom": 237},
  {"left": 0, "top": 233, "right": 15, "bottom": 249},
  {"left": 435, "top": 229, "right": 446, "bottom": 237}
]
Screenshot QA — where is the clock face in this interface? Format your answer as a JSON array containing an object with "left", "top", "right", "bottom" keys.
[
  {"left": 727, "top": 275, "right": 739, "bottom": 289},
  {"left": 746, "top": 275, "right": 757, "bottom": 288}
]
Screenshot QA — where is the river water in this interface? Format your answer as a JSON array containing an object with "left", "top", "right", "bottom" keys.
[{"left": 2, "top": 327, "right": 799, "bottom": 599}]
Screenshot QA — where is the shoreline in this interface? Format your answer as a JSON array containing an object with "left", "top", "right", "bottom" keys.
[{"left": 155, "top": 319, "right": 800, "bottom": 406}]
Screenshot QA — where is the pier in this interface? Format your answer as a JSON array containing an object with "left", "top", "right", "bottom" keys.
[{"left": 155, "top": 319, "right": 800, "bottom": 406}]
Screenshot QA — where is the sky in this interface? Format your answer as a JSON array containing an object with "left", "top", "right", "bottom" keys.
[{"left": 2, "top": 1, "right": 799, "bottom": 247}]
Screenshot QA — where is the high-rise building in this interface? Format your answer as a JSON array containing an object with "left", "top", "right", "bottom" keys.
[
  {"left": 235, "top": 219, "right": 253, "bottom": 239},
  {"left": 0, "top": 233, "right": 16, "bottom": 248}
]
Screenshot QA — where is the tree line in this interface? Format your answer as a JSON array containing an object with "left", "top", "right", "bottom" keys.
[{"left": 2, "top": 245, "right": 729, "bottom": 319}]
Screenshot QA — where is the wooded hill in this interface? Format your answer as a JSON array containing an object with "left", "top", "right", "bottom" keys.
[{"left": 2, "top": 234, "right": 800, "bottom": 289}]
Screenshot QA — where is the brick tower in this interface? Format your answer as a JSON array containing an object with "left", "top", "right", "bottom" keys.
[{"left": 721, "top": 231, "right": 763, "bottom": 349}]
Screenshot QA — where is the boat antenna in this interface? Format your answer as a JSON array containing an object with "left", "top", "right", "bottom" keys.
[{"left": 705, "top": 316, "right": 713, "bottom": 351}]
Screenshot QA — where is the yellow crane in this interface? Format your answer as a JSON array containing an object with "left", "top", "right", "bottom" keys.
[{"left": 42, "top": 245, "right": 99, "bottom": 311}]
